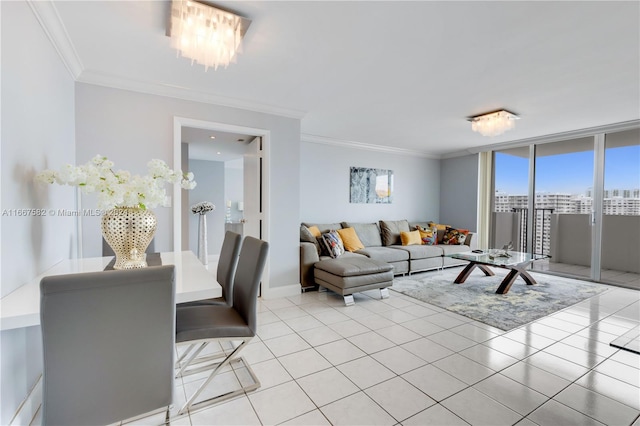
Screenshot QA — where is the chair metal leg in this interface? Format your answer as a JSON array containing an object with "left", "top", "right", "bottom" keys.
[
  {"left": 178, "top": 339, "right": 260, "bottom": 415},
  {"left": 176, "top": 342, "right": 208, "bottom": 378}
]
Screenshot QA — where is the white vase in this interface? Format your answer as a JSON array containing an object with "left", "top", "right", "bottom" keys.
[{"left": 198, "top": 214, "right": 208, "bottom": 265}]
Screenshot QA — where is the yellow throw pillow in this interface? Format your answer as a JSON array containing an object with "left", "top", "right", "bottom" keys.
[
  {"left": 400, "top": 230, "right": 422, "bottom": 246},
  {"left": 336, "top": 227, "right": 365, "bottom": 252},
  {"left": 307, "top": 225, "right": 321, "bottom": 238},
  {"left": 427, "top": 222, "right": 450, "bottom": 231}
]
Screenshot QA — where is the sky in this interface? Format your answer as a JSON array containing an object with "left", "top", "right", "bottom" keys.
[{"left": 495, "top": 145, "right": 640, "bottom": 195}]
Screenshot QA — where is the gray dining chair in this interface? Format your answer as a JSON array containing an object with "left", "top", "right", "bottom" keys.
[
  {"left": 178, "top": 230, "right": 242, "bottom": 307},
  {"left": 40, "top": 265, "right": 175, "bottom": 426},
  {"left": 175, "top": 236, "right": 268, "bottom": 415}
]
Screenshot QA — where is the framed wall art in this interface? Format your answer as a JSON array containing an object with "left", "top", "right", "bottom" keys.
[{"left": 349, "top": 167, "right": 394, "bottom": 204}]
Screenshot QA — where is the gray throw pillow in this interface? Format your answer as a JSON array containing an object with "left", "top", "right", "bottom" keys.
[
  {"left": 300, "top": 225, "right": 321, "bottom": 255},
  {"left": 341, "top": 222, "right": 382, "bottom": 247},
  {"left": 379, "top": 220, "right": 411, "bottom": 246}
]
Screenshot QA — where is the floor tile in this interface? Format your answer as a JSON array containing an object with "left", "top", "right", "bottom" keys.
[
  {"left": 375, "top": 323, "right": 422, "bottom": 345},
  {"left": 337, "top": 356, "right": 397, "bottom": 389},
  {"left": 402, "top": 403, "right": 469, "bottom": 425},
  {"left": 365, "top": 376, "right": 436, "bottom": 422},
  {"left": 312, "top": 309, "right": 352, "bottom": 325},
  {"left": 561, "top": 334, "right": 619, "bottom": 358},
  {"left": 473, "top": 373, "right": 548, "bottom": 416},
  {"left": 482, "top": 335, "right": 537, "bottom": 359},
  {"left": 459, "top": 344, "right": 519, "bottom": 371},
  {"left": 555, "top": 383, "right": 640, "bottom": 426},
  {"left": 401, "top": 337, "right": 454, "bottom": 363},
  {"left": 501, "top": 361, "right": 572, "bottom": 397},
  {"left": 524, "top": 351, "right": 590, "bottom": 382},
  {"left": 594, "top": 358, "right": 640, "bottom": 387},
  {"left": 402, "top": 364, "right": 468, "bottom": 402},
  {"left": 277, "top": 348, "right": 332, "bottom": 379},
  {"left": 263, "top": 333, "right": 311, "bottom": 357},
  {"left": 501, "top": 328, "right": 556, "bottom": 350},
  {"left": 315, "top": 339, "right": 367, "bottom": 365},
  {"left": 283, "top": 314, "right": 325, "bottom": 332},
  {"left": 320, "top": 391, "right": 397, "bottom": 426},
  {"left": 256, "top": 320, "right": 295, "bottom": 340},
  {"left": 400, "top": 318, "right": 446, "bottom": 336},
  {"left": 242, "top": 340, "right": 275, "bottom": 365},
  {"left": 280, "top": 409, "right": 331, "bottom": 425},
  {"left": 297, "top": 325, "right": 343, "bottom": 347},
  {"left": 377, "top": 307, "right": 418, "bottom": 323},
  {"left": 527, "top": 399, "right": 606, "bottom": 426},
  {"left": 328, "top": 319, "right": 371, "bottom": 338},
  {"left": 576, "top": 370, "right": 640, "bottom": 410},
  {"left": 272, "top": 305, "right": 309, "bottom": 321},
  {"left": 427, "top": 330, "right": 476, "bottom": 352},
  {"left": 524, "top": 322, "right": 573, "bottom": 340},
  {"left": 425, "top": 312, "right": 468, "bottom": 329},
  {"left": 296, "top": 367, "right": 359, "bottom": 407},
  {"left": 609, "top": 348, "right": 640, "bottom": 369},
  {"left": 440, "top": 387, "right": 522, "bottom": 426},
  {"left": 251, "top": 358, "right": 293, "bottom": 389},
  {"left": 356, "top": 313, "right": 396, "bottom": 330},
  {"left": 402, "top": 303, "right": 442, "bottom": 319},
  {"left": 248, "top": 381, "right": 316, "bottom": 425},
  {"left": 348, "top": 331, "right": 396, "bottom": 354},
  {"left": 432, "top": 353, "right": 494, "bottom": 385},
  {"left": 450, "top": 323, "right": 500, "bottom": 343},
  {"left": 542, "top": 341, "right": 605, "bottom": 369},
  {"left": 188, "top": 395, "right": 260, "bottom": 425},
  {"left": 371, "top": 346, "right": 427, "bottom": 375}
]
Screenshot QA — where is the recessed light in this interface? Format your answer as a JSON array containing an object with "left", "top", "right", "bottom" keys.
[
  {"left": 217, "top": 151, "right": 221, "bottom": 155},
  {"left": 210, "top": 136, "right": 216, "bottom": 139}
]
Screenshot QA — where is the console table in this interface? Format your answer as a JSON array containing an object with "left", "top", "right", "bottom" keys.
[{"left": 0, "top": 251, "right": 220, "bottom": 331}]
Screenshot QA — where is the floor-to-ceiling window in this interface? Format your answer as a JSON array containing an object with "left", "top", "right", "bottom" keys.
[{"left": 489, "top": 127, "right": 640, "bottom": 290}]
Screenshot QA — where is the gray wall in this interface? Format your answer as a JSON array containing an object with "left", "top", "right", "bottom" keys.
[
  {"left": 300, "top": 142, "right": 441, "bottom": 223},
  {"left": 74, "top": 83, "right": 301, "bottom": 292},
  {"left": 1, "top": 1, "right": 77, "bottom": 422},
  {"left": 439, "top": 154, "right": 479, "bottom": 231},
  {"left": 188, "top": 159, "right": 225, "bottom": 255},
  {"left": 225, "top": 161, "right": 244, "bottom": 223}
]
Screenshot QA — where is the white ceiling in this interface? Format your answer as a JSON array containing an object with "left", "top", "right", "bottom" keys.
[{"left": 50, "top": 1, "right": 640, "bottom": 157}]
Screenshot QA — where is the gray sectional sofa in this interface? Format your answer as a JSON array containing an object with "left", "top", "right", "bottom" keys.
[{"left": 300, "top": 219, "right": 473, "bottom": 290}]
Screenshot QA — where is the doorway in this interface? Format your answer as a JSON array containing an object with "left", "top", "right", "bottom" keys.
[{"left": 173, "top": 117, "right": 269, "bottom": 291}]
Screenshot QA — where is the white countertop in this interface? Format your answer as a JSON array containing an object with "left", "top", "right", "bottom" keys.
[{"left": 0, "top": 251, "right": 220, "bottom": 331}]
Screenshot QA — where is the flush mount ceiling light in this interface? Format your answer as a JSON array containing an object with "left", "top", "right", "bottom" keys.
[
  {"left": 468, "top": 110, "right": 520, "bottom": 137},
  {"left": 169, "top": 0, "right": 251, "bottom": 71}
]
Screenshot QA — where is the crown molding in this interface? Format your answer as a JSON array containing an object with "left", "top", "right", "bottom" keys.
[
  {"left": 301, "top": 134, "right": 440, "bottom": 159},
  {"left": 28, "top": 0, "right": 84, "bottom": 79},
  {"left": 77, "top": 69, "right": 307, "bottom": 120}
]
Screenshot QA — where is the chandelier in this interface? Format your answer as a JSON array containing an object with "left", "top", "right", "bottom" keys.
[
  {"left": 469, "top": 110, "right": 519, "bottom": 137},
  {"left": 169, "top": 0, "right": 251, "bottom": 71}
]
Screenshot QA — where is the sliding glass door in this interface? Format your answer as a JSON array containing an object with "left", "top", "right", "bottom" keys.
[{"left": 490, "top": 128, "right": 640, "bottom": 289}]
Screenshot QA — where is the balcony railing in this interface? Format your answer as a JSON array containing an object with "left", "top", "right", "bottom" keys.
[{"left": 509, "top": 208, "right": 555, "bottom": 256}]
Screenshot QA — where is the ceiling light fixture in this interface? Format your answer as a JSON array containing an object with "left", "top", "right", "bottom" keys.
[
  {"left": 169, "top": 0, "right": 251, "bottom": 71},
  {"left": 468, "top": 110, "right": 519, "bottom": 137}
]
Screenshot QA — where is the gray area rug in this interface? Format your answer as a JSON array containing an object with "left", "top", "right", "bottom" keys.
[{"left": 392, "top": 267, "right": 609, "bottom": 331}]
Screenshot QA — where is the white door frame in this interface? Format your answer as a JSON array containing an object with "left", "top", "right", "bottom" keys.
[{"left": 173, "top": 116, "right": 270, "bottom": 292}]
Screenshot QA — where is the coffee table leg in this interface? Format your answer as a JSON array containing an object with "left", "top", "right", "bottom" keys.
[
  {"left": 454, "top": 262, "right": 494, "bottom": 284},
  {"left": 518, "top": 268, "right": 537, "bottom": 285},
  {"left": 496, "top": 269, "right": 520, "bottom": 294}
]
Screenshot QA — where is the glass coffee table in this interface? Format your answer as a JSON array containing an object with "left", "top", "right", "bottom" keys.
[{"left": 448, "top": 251, "right": 547, "bottom": 294}]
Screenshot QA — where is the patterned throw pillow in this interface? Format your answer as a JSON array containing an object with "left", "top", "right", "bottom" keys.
[
  {"left": 442, "top": 227, "right": 470, "bottom": 245},
  {"left": 321, "top": 230, "right": 345, "bottom": 258},
  {"left": 416, "top": 225, "right": 437, "bottom": 245}
]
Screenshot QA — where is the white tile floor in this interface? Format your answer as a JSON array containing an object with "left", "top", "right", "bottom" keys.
[
  {"left": 531, "top": 260, "right": 640, "bottom": 291},
  {"left": 39, "top": 269, "right": 640, "bottom": 426}
]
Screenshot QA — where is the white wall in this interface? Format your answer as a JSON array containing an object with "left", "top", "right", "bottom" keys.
[
  {"left": 75, "top": 83, "right": 301, "bottom": 292},
  {"left": 439, "top": 154, "right": 479, "bottom": 231},
  {"left": 300, "top": 142, "right": 441, "bottom": 223},
  {"left": 1, "top": 1, "right": 76, "bottom": 422},
  {"left": 188, "top": 159, "right": 225, "bottom": 255}
]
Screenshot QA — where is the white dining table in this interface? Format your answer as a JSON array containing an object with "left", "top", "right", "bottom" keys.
[{"left": 0, "top": 251, "right": 220, "bottom": 331}]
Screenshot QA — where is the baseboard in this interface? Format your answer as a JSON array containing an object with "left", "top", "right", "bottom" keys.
[
  {"left": 261, "top": 283, "right": 300, "bottom": 299},
  {"left": 10, "top": 374, "right": 42, "bottom": 426}
]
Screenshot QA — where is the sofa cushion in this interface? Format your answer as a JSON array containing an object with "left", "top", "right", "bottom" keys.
[
  {"left": 379, "top": 220, "right": 410, "bottom": 246},
  {"left": 391, "top": 245, "right": 444, "bottom": 259},
  {"left": 300, "top": 225, "right": 322, "bottom": 255},
  {"left": 357, "top": 246, "right": 409, "bottom": 263},
  {"left": 440, "top": 244, "right": 471, "bottom": 256},
  {"left": 320, "top": 230, "right": 345, "bottom": 258},
  {"left": 400, "top": 230, "right": 422, "bottom": 246},
  {"left": 342, "top": 222, "right": 383, "bottom": 247},
  {"left": 336, "top": 227, "right": 365, "bottom": 252},
  {"left": 314, "top": 256, "right": 393, "bottom": 277},
  {"left": 302, "top": 222, "right": 342, "bottom": 233}
]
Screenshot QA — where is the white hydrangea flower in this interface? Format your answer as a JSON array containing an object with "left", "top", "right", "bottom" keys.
[{"left": 35, "top": 155, "right": 197, "bottom": 210}]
